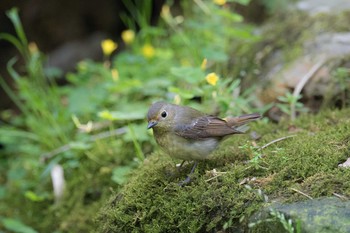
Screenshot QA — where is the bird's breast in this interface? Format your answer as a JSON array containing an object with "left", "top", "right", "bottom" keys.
[{"left": 155, "top": 131, "right": 219, "bottom": 161}]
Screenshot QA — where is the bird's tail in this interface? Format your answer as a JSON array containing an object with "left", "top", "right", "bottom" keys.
[{"left": 224, "top": 113, "right": 261, "bottom": 133}]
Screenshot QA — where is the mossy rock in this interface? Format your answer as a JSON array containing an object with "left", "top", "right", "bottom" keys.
[
  {"left": 96, "top": 109, "right": 350, "bottom": 232},
  {"left": 238, "top": 5, "right": 350, "bottom": 111},
  {"left": 250, "top": 197, "right": 350, "bottom": 233}
]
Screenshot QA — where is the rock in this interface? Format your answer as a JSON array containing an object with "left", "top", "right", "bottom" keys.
[
  {"left": 251, "top": 2, "right": 350, "bottom": 117},
  {"left": 271, "top": 32, "right": 350, "bottom": 100},
  {"left": 296, "top": 0, "right": 350, "bottom": 15},
  {"left": 45, "top": 32, "right": 106, "bottom": 73},
  {"left": 250, "top": 197, "right": 350, "bottom": 233},
  {"left": 339, "top": 157, "right": 350, "bottom": 168}
]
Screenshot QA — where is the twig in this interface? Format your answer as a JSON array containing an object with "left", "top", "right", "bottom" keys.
[
  {"left": 89, "top": 127, "right": 127, "bottom": 141},
  {"left": 193, "top": 0, "right": 211, "bottom": 15},
  {"left": 290, "top": 188, "right": 313, "bottom": 200},
  {"left": 205, "top": 173, "right": 226, "bottom": 182},
  {"left": 40, "top": 127, "right": 127, "bottom": 162},
  {"left": 205, "top": 169, "right": 227, "bottom": 182},
  {"left": 291, "top": 59, "right": 326, "bottom": 121},
  {"left": 260, "top": 135, "right": 296, "bottom": 150},
  {"left": 333, "top": 192, "right": 349, "bottom": 200}
]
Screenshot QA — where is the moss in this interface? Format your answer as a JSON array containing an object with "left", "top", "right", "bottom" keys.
[
  {"left": 41, "top": 166, "right": 114, "bottom": 232},
  {"left": 96, "top": 108, "right": 350, "bottom": 232}
]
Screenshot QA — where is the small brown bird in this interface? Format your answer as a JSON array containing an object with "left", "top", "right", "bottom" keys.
[{"left": 147, "top": 101, "right": 261, "bottom": 184}]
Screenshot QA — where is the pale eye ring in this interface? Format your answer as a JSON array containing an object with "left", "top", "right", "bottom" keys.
[{"left": 161, "top": 110, "right": 167, "bottom": 118}]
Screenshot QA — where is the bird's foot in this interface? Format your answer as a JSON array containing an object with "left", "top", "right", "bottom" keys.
[
  {"left": 178, "top": 162, "right": 198, "bottom": 186},
  {"left": 178, "top": 175, "right": 192, "bottom": 186}
]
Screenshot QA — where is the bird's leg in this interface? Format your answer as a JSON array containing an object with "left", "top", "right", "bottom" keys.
[
  {"left": 178, "top": 162, "right": 198, "bottom": 186},
  {"left": 180, "top": 160, "right": 186, "bottom": 167},
  {"left": 177, "top": 160, "right": 186, "bottom": 170}
]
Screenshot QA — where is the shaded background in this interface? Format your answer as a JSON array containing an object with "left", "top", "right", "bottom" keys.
[{"left": 0, "top": 0, "right": 169, "bottom": 109}]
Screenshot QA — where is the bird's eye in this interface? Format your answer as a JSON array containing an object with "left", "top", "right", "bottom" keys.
[{"left": 161, "top": 110, "right": 167, "bottom": 118}]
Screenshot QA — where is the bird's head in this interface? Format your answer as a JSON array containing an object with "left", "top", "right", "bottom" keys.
[{"left": 147, "top": 102, "right": 176, "bottom": 130}]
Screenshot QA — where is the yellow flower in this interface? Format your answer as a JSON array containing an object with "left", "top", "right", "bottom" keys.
[
  {"left": 101, "top": 39, "right": 118, "bottom": 56},
  {"left": 98, "top": 110, "right": 114, "bottom": 121},
  {"left": 111, "top": 69, "right": 119, "bottom": 81},
  {"left": 121, "top": 30, "right": 135, "bottom": 45},
  {"left": 213, "top": 0, "right": 226, "bottom": 5},
  {"left": 201, "top": 58, "right": 207, "bottom": 70},
  {"left": 142, "top": 44, "right": 155, "bottom": 58},
  {"left": 174, "top": 94, "right": 181, "bottom": 105},
  {"left": 28, "top": 42, "right": 38, "bottom": 54},
  {"left": 161, "top": 5, "right": 170, "bottom": 17},
  {"left": 205, "top": 72, "right": 219, "bottom": 86}
]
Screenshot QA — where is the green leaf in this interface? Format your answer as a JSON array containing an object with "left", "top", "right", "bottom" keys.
[
  {"left": 226, "top": 28, "right": 254, "bottom": 39},
  {"left": 0, "top": 186, "right": 5, "bottom": 199},
  {"left": 276, "top": 103, "right": 290, "bottom": 115},
  {"left": 170, "top": 67, "right": 204, "bottom": 84},
  {"left": 99, "top": 110, "right": 146, "bottom": 121},
  {"left": 0, "top": 33, "right": 23, "bottom": 53},
  {"left": 277, "top": 95, "right": 288, "bottom": 103},
  {"left": 68, "top": 86, "right": 106, "bottom": 115},
  {"left": 1, "top": 218, "right": 38, "bottom": 233},
  {"left": 7, "top": 57, "right": 21, "bottom": 81},
  {"left": 7, "top": 8, "right": 28, "bottom": 46},
  {"left": 127, "top": 124, "right": 145, "bottom": 161},
  {"left": 111, "top": 166, "right": 134, "bottom": 185},
  {"left": 168, "top": 86, "right": 195, "bottom": 99},
  {"left": 110, "top": 79, "right": 143, "bottom": 92},
  {"left": 123, "top": 122, "right": 150, "bottom": 142},
  {"left": 201, "top": 47, "right": 228, "bottom": 62},
  {"left": 69, "top": 141, "right": 92, "bottom": 150},
  {"left": 24, "top": 191, "right": 45, "bottom": 202},
  {"left": 0, "top": 127, "right": 39, "bottom": 141},
  {"left": 215, "top": 9, "right": 243, "bottom": 23},
  {"left": 228, "top": 0, "right": 251, "bottom": 5}
]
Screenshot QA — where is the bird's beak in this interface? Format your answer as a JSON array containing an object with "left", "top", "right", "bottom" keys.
[{"left": 147, "top": 121, "right": 158, "bottom": 129}]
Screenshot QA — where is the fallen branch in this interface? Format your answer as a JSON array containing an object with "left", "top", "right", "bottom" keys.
[
  {"left": 333, "top": 192, "right": 349, "bottom": 201},
  {"left": 291, "top": 59, "right": 326, "bottom": 121},
  {"left": 205, "top": 169, "right": 227, "bottom": 182},
  {"left": 290, "top": 188, "right": 313, "bottom": 200},
  {"left": 260, "top": 135, "right": 296, "bottom": 150}
]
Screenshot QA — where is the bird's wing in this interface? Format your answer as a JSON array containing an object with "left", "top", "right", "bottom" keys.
[{"left": 174, "top": 116, "right": 242, "bottom": 139}]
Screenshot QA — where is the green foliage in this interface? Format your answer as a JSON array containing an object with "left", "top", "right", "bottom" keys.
[
  {"left": 0, "top": 8, "right": 148, "bottom": 232},
  {"left": 249, "top": 208, "right": 302, "bottom": 233},
  {"left": 269, "top": 209, "right": 301, "bottom": 233},
  {"left": 120, "top": 0, "right": 153, "bottom": 31},
  {"left": 0, "top": 1, "right": 265, "bottom": 232},
  {"left": 1, "top": 217, "right": 38, "bottom": 233},
  {"left": 334, "top": 67, "right": 350, "bottom": 91},
  {"left": 105, "top": 0, "right": 262, "bottom": 115},
  {"left": 277, "top": 92, "right": 307, "bottom": 120},
  {"left": 0, "top": 0, "right": 328, "bottom": 232},
  {"left": 260, "top": 0, "right": 291, "bottom": 13},
  {"left": 111, "top": 166, "right": 134, "bottom": 185},
  {"left": 238, "top": 142, "right": 265, "bottom": 170},
  {"left": 333, "top": 67, "right": 350, "bottom": 108}
]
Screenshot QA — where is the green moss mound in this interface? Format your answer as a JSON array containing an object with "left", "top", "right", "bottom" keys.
[{"left": 96, "top": 109, "right": 350, "bottom": 232}]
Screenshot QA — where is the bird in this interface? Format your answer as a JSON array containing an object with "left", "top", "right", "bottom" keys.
[{"left": 147, "top": 101, "right": 261, "bottom": 185}]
